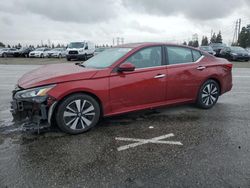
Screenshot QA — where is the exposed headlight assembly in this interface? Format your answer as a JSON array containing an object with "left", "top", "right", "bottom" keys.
[{"left": 14, "top": 84, "right": 56, "bottom": 101}]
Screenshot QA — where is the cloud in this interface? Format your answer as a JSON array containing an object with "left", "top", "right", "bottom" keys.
[
  {"left": 122, "top": 0, "right": 247, "bottom": 20},
  {"left": 0, "top": 0, "right": 119, "bottom": 23}
]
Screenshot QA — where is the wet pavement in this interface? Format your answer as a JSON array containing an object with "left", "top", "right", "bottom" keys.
[{"left": 0, "top": 64, "right": 250, "bottom": 187}]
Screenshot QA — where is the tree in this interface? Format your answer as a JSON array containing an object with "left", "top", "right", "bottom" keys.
[
  {"left": 17, "top": 43, "right": 22, "bottom": 48},
  {"left": 210, "top": 33, "right": 217, "bottom": 43},
  {"left": 216, "top": 31, "right": 223, "bottom": 43},
  {"left": 0, "top": 42, "right": 5, "bottom": 47},
  {"left": 238, "top": 26, "right": 250, "bottom": 48},
  {"left": 51, "top": 43, "right": 55, "bottom": 48},
  {"left": 183, "top": 41, "right": 187, "bottom": 46},
  {"left": 201, "top": 36, "right": 209, "bottom": 46},
  {"left": 188, "top": 41, "right": 193, "bottom": 47},
  {"left": 192, "top": 40, "right": 199, "bottom": 47},
  {"left": 7, "top": 44, "right": 11, "bottom": 48}
]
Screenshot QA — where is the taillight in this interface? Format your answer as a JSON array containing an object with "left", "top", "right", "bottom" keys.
[{"left": 224, "top": 64, "right": 233, "bottom": 70}]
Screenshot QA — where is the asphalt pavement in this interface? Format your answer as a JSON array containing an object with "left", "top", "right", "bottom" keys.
[{"left": 0, "top": 63, "right": 250, "bottom": 188}]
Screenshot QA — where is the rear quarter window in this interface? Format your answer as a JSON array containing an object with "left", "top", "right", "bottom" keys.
[{"left": 192, "top": 50, "right": 202, "bottom": 61}]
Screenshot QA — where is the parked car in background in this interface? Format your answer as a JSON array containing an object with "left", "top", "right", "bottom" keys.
[
  {"left": 0, "top": 48, "right": 19, "bottom": 57},
  {"left": 18, "top": 47, "right": 34, "bottom": 57},
  {"left": 29, "top": 48, "right": 50, "bottom": 58},
  {"left": 246, "top": 48, "right": 250, "bottom": 56},
  {"left": 11, "top": 43, "right": 233, "bottom": 134},
  {"left": 220, "top": 46, "right": 249, "bottom": 61},
  {"left": 94, "top": 47, "right": 110, "bottom": 56},
  {"left": 199, "top": 46, "right": 216, "bottom": 56},
  {"left": 209, "top": 43, "right": 227, "bottom": 56},
  {"left": 45, "top": 48, "right": 66, "bottom": 58},
  {"left": 66, "top": 41, "right": 95, "bottom": 61}
]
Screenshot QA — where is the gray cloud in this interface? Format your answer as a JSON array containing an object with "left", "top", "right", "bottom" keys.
[
  {"left": 122, "top": 0, "right": 247, "bottom": 20},
  {"left": 0, "top": 0, "right": 118, "bottom": 23}
]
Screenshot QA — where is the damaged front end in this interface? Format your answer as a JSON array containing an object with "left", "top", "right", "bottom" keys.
[{"left": 10, "top": 84, "right": 57, "bottom": 132}]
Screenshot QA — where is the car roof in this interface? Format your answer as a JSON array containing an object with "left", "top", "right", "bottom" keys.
[{"left": 116, "top": 42, "right": 198, "bottom": 50}]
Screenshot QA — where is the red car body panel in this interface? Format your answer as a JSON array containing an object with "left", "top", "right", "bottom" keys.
[{"left": 17, "top": 43, "right": 233, "bottom": 118}]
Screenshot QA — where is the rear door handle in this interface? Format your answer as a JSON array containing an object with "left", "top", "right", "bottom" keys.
[
  {"left": 154, "top": 74, "right": 166, "bottom": 79},
  {"left": 197, "top": 66, "right": 206, "bottom": 71}
]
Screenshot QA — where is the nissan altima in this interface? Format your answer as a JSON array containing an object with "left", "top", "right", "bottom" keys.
[{"left": 11, "top": 43, "right": 233, "bottom": 134}]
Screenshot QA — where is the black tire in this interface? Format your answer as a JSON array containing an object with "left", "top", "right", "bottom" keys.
[
  {"left": 40, "top": 53, "right": 44, "bottom": 58},
  {"left": 84, "top": 54, "right": 87, "bottom": 61},
  {"left": 196, "top": 79, "right": 220, "bottom": 109},
  {"left": 56, "top": 93, "right": 101, "bottom": 134},
  {"left": 67, "top": 57, "right": 71, "bottom": 61}
]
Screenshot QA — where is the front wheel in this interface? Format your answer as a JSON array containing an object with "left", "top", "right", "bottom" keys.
[
  {"left": 56, "top": 94, "right": 101, "bottom": 134},
  {"left": 196, "top": 80, "right": 220, "bottom": 109}
]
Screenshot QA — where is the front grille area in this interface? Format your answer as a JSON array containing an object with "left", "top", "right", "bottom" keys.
[{"left": 69, "top": 51, "right": 78, "bottom": 55}]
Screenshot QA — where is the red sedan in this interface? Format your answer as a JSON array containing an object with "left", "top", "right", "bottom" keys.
[{"left": 11, "top": 43, "right": 233, "bottom": 134}]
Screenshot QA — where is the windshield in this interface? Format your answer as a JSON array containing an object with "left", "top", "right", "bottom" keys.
[
  {"left": 51, "top": 48, "right": 63, "bottom": 51},
  {"left": 210, "top": 43, "right": 226, "bottom": 47},
  {"left": 0, "top": 48, "right": 8, "bottom": 51},
  {"left": 200, "top": 46, "right": 213, "bottom": 51},
  {"left": 95, "top": 48, "right": 107, "bottom": 52},
  {"left": 231, "top": 47, "right": 247, "bottom": 53},
  {"left": 36, "top": 48, "right": 44, "bottom": 51},
  {"left": 68, "top": 42, "right": 85, "bottom": 49},
  {"left": 83, "top": 48, "right": 132, "bottom": 69}
]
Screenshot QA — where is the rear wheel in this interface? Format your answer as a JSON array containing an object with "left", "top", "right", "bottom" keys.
[
  {"left": 197, "top": 80, "right": 220, "bottom": 109},
  {"left": 67, "top": 57, "right": 71, "bottom": 61},
  {"left": 56, "top": 94, "right": 100, "bottom": 134},
  {"left": 40, "top": 53, "right": 44, "bottom": 58}
]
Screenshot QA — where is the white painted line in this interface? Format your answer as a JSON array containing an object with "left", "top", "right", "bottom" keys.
[
  {"left": 115, "top": 133, "right": 183, "bottom": 151},
  {"left": 233, "top": 76, "right": 250, "bottom": 78}
]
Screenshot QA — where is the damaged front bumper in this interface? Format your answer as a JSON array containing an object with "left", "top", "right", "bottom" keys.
[{"left": 10, "top": 86, "right": 58, "bottom": 129}]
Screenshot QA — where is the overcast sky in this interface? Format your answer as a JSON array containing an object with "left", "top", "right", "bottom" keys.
[{"left": 0, "top": 0, "right": 250, "bottom": 46}]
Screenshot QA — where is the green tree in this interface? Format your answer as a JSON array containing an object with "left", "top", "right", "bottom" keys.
[
  {"left": 210, "top": 33, "right": 217, "bottom": 43},
  {"left": 183, "top": 41, "right": 187, "bottom": 45},
  {"left": 193, "top": 40, "right": 199, "bottom": 47},
  {"left": 216, "top": 31, "right": 223, "bottom": 43},
  {"left": 188, "top": 41, "right": 193, "bottom": 47},
  {"left": 201, "top": 36, "right": 209, "bottom": 46},
  {"left": 17, "top": 43, "right": 22, "bottom": 48},
  {"left": 0, "top": 42, "right": 5, "bottom": 47},
  {"left": 238, "top": 27, "right": 250, "bottom": 48}
]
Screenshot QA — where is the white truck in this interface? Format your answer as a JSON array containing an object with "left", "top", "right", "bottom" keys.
[{"left": 66, "top": 41, "right": 95, "bottom": 61}]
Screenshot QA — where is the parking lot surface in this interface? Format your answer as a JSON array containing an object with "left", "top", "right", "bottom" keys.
[{"left": 0, "top": 61, "right": 250, "bottom": 187}]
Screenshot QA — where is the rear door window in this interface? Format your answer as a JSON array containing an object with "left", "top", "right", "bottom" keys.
[{"left": 166, "top": 46, "right": 193, "bottom": 65}]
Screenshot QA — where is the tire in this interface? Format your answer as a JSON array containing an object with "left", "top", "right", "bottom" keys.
[
  {"left": 40, "top": 53, "right": 44, "bottom": 58},
  {"left": 84, "top": 54, "right": 87, "bottom": 61},
  {"left": 58, "top": 54, "right": 62, "bottom": 59},
  {"left": 67, "top": 58, "right": 71, "bottom": 61},
  {"left": 196, "top": 79, "right": 220, "bottom": 109},
  {"left": 56, "top": 93, "right": 101, "bottom": 134},
  {"left": 3, "top": 53, "right": 7, "bottom": 58}
]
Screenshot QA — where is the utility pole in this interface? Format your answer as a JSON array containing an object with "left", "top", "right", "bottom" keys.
[
  {"left": 238, "top": 18, "right": 241, "bottom": 44},
  {"left": 232, "top": 18, "right": 242, "bottom": 45}
]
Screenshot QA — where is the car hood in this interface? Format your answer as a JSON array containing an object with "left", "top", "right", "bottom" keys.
[{"left": 18, "top": 64, "right": 98, "bottom": 89}]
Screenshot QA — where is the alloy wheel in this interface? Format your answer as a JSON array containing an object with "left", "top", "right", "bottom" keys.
[
  {"left": 63, "top": 99, "right": 96, "bottom": 130},
  {"left": 201, "top": 83, "right": 219, "bottom": 106}
]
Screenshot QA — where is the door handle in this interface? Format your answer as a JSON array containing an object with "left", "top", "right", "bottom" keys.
[
  {"left": 197, "top": 66, "right": 206, "bottom": 71},
  {"left": 154, "top": 74, "right": 166, "bottom": 79}
]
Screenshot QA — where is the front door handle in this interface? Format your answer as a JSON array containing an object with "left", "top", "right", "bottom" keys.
[
  {"left": 154, "top": 74, "right": 166, "bottom": 79},
  {"left": 197, "top": 66, "right": 206, "bottom": 71}
]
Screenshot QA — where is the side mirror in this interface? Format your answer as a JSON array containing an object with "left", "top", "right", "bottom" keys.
[
  {"left": 118, "top": 63, "right": 135, "bottom": 72},
  {"left": 85, "top": 46, "right": 88, "bottom": 50}
]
